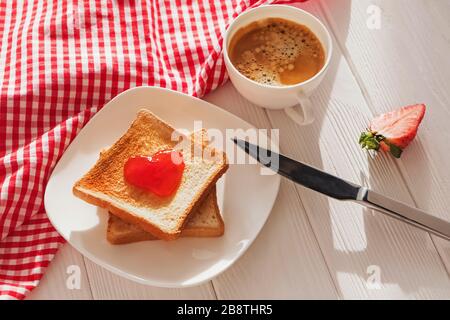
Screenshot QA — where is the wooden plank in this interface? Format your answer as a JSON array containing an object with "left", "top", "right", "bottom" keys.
[
  {"left": 320, "top": 0, "right": 450, "bottom": 275},
  {"left": 204, "top": 83, "right": 338, "bottom": 299},
  {"left": 256, "top": 0, "right": 450, "bottom": 299},
  {"left": 83, "top": 258, "right": 216, "bottom": 300},
  {"left": 27, "top": 244, "right": 93, "bottom": 300},
  {"left": 212, "top": 179, "right": 339, "bottom": 299}
]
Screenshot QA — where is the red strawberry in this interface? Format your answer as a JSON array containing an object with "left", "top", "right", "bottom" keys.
[{"left": 359, "top": 104, "right": 426, "bottom": 158}]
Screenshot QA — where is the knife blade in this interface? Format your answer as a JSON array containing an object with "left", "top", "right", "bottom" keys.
[{"left": 233, "top": 138, "right": 450, "bottom": 241}]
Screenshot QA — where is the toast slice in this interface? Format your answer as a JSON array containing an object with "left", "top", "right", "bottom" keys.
[
  {"left": 107, "top": 186, "right": 224, "bottom": 244},
  {"left": 105, "top": 130, "right": 224, "bottom": 244},
  {"left": 73, "top": 109, "right": 228, "bottom": 240}
]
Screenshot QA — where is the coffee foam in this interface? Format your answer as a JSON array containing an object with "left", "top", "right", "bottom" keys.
[{"left": 231, "top": 19, "right": 323, "bottom": 86}]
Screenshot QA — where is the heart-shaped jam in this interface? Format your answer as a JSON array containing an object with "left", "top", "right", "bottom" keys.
[{"left": 124, "top": 150, "right": 185, "bottom": 197}]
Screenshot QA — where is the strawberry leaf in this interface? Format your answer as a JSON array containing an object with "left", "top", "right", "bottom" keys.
[
  {"left": 385, "top": 142, "right": 403, "bottom": 158},
  {"left": 359, "top": 131, "right": 384, "bottom": 151}
]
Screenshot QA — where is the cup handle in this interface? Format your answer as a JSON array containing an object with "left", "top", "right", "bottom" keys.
[{"left": 284, "top": 91, "right": 314, "bottom": 126}]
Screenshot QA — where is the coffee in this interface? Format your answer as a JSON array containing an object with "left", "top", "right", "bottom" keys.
[{"left": 229, "top": 18, "right": 325, "bottom": 86}]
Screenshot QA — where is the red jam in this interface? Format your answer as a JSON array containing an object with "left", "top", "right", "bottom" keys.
[{"left": 124, "top": 150, "right": 185, "bottom": 197}]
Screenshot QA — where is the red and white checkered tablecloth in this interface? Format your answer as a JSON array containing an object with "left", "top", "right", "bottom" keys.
[{"left": 0, "top": 0, "right": 306, "bottom": 299}]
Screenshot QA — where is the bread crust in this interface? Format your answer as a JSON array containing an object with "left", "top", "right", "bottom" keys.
[
  {"left": 106, "top": 187, "right": 225, "bottom": 244},
  {"left": 73, "top": 109, "right": 228, "bottom": 241},
  {"left": 107, "top": 215, "right": 157, "bottom": 244},
  {"left": 180, "top": 190, "right": 225, "bottom": 237},
  {"left": 74, "top": 161, "right": 227, "bottom": 241}
]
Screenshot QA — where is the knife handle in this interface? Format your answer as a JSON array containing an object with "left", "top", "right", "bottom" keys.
[{"left": 355, "top": 188, "right": 450, "bottom": 241}]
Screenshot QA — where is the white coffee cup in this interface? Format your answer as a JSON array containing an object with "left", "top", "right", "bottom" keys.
[{"left": 223, "top": 5, "right": 333, "bottom": 125}]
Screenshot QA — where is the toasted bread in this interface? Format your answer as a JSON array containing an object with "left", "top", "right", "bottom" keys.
[
  {"left": 107, "top": 186, "right": 224, "bottom": 244},
  {"left": 73, "top": 109, "right": 228, "bottom": 240},
  {"left": 105, "top": 130, "right": 225, "bottom": 244}
]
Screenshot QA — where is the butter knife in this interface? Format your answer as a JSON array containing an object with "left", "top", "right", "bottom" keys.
[{"left": 233, "top": 138, "right": 450, "bottom": 241}]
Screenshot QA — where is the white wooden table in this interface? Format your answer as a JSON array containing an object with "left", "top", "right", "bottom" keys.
[{"left": 27, "top": 0, "right": 450, "bottom": 300}]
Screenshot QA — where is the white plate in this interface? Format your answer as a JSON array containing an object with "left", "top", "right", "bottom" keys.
[{"left": 44, "top": 87, "right": 280, "bottom": 288}]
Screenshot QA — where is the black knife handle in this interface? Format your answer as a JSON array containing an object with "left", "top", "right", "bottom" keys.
[{"left": 277, "top": 154, "right": 361, "bottom": 201}]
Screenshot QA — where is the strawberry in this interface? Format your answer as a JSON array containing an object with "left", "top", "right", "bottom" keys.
[{"left": 359, "top": 104, "right": 426, "bottom": 158}]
